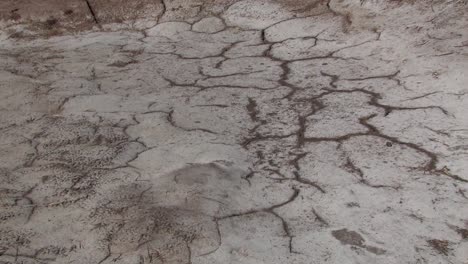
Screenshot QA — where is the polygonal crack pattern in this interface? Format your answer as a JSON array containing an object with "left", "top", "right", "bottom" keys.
[{"left": 0, "top": 0, "right": 468, "bottom": 263}]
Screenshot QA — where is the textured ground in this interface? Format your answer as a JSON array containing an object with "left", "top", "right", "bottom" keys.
[{"left": 1, "top": 0, "right": 468, "bottom": 263}]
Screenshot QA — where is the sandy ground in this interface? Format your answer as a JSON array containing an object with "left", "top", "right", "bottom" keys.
[{"left": 0, "top": 0, "right": 468, "bottom": 263}]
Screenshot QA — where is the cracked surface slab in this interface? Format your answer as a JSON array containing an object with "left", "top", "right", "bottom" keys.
[{"left": 1, "top": 0, "right": 468, "bottom": 263}]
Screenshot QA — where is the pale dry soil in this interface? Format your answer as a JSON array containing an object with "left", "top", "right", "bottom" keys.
[{"left": 0, "top": 0, "right": 468, "bottom": 263}]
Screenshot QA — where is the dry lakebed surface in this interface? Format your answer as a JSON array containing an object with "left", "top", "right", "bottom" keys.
[{"left": 0, "top": 0, "right": 467, "bottom": 263}]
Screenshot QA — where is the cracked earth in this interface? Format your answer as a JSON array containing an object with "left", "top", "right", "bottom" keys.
[{"left": 1, "top": 0, "right": 468, "bottom": 263}]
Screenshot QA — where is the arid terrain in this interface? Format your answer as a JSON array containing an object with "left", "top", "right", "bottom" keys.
[{"left": 0, "top": 0, "right": 467, "bottom": 263}]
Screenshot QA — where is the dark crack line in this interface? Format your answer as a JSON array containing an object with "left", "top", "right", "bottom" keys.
[
  {"left": 403, "top": 91, "right": 442, "bottom": 101},
  {"left": 194, "top": 104, "right": 229, "bottom": 108},
  {"left": 288, "top": 153, "right": 327, "bottom": 193},
  {"left": 311, "top": 207, "right": 328, "bottom": 226},
  {"left": 167, "top": 110, "right": 217, "bottom": 134},
  {"left": 270, "top": 211, "right": 299, "bottom": 254},
  {"left": 218, "top": 187, "right": 299, "bottom": 220},
  {"left": 159, "top": 0, "right": 167, "bottom": 23},
  {"left": 241, "top": 170, "right": 255, "bottom": 186},
  {"left": 84, "top": 0, "right": 99, "bottom": 24},
  {"left": 216, "top": 188, "right": 300, "bottom": 253},
  {"left": 97, "top": 244, "right": 111, "bottom": 264},
  {"left": 241, "top": 133, "right": 295, "bottom": 149},
  {"left": 293, "top": 171, "right": 326, "bottom": 193},
  {"left": 15, "top": 185, "right": 38, "bottom": 223},
  {"left": 186, "top": 241, "right": 192, "bottom": 264},
  {"left": 198, "top": 218, "right": 222, "bottom": 257},
  {"left": 303, "top": 114, "right": 465, "bottom": 182},
  {"left": 343, "top": 158, "right": 401, "bottom": 190},
  {"left": 317, "top": 86, "right": 449, "bottom": 116},
  {"left": 162, "top": 75, "right": 275, "bottom": 91},
  {"left": 343, "top": 157, "right": 364, "bottom": 178},
  {"left": 457, "top": 189, "right": 468, "bottom": 200}
]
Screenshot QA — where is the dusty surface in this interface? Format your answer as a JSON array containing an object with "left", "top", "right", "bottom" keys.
[{"left": 1, "top": 0, "right": 468, "bottom": 263}]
